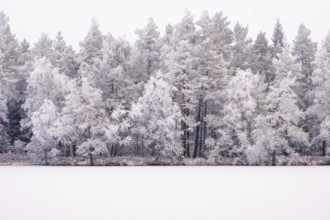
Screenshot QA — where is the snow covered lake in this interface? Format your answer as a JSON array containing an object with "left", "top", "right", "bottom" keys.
[{"left": 0, "top": 167, "right": 329, "bottom": 220}]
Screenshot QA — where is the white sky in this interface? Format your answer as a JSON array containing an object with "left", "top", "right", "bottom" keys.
[{"left": 1, "top": 0, "right": 329, "bottom": 50}]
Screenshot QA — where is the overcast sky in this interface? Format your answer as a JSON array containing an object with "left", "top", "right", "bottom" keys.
[{"left": 1, "top": 0, "right": 329, "bottom": 50}]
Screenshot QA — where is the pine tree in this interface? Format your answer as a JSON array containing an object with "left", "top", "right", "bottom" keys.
[
  {"left": 0, "top": 11, "right": 19, "bottom": 151},
  {"left": 308, "top": 38, "right": 330, "bottom": 153},
  {"left": 96, "top": 35, "right": 132, "bottom": 97},
  {"left": 161, "top": 10, "right": 197, "bottom": 158},
  {"left": 79, "top": 18, "right": 103, "bottom": 66},
  {"left": 32, "top": 33, "right": 56, "bottom": 64},
  {"left": 0, "top": 65, "right": 10, "bottom": 153},
  {"left": 230, "top": 23, "right": 253, "bottom": 72},
  {"left": 54, "top": 32, "right": 79, "bottom": 77},
  {"left": 192, "top": 13, "right": 230, "bottom": 158},
  {"left": 0, "top": 11, "right": 19, "bottom": 85},
  {"left": 209, "top": 11, "right": 233, "bottom": 61},
  {"left": 292, "top": 24, "right": 318, "bottom": 110},
  {"left": 272, "top": 40, "right": 302, "bottom": 87},
  {"left": 135, "top": 17, "right": 161, "bottom": 76},
  {"left": 12, "top": 40, "right": 33, "bottom": 147},
  {"left": 271, "top": 19, "right": 285, "bottom": 59},
  {"left": 250, "top": 32, "right": 275, "bottom": 85}
]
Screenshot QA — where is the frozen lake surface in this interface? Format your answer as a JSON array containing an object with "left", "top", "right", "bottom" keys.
[{"left": 0, "top": 167, "right": 329, "bottom": 220}]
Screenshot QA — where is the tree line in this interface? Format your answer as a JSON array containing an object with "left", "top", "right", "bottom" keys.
[{"left": 0, "top": 10, "right": 329, "bottom": 165}]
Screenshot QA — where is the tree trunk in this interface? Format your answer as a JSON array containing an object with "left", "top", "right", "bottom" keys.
[
  {"left": 202, "top": 101, "right": 207, "bottom": 156},
  {"left": 180, "top": 77, "right": 189, "bottom": 157},
  {"left": 247, "top": 120, "right": 252, "bottom": 144},
  {"left": 141, "top": 135, "right": 144, "bottom": 157},
  {"left": 44, "top": 149, "right": 48, "bottom": 165},
  {"left": 89, "top": 153, "right": 94, "bottom": 166},
  {"left": 199, "top": 101, "right": 204, "bottom": 158},
  {"left": 186, "top": 108, "right": 190, "bottom": 158},
  {"left": 111, "top": 144, "right": 117, "bottom": 157},
  {"left": 70, "top": 143, "right": 75, "bottom": 165},
  {"left": 271, "top": 151, "right": 276, "bottom": 166},
  {"left": 70, "top": 143, "right": 74, "bottom": 157},
  {"left": 193, "top": 99, "right": 202, "bottom": 158},
  {"left": 322, "top": 140, "right": 326, "bottom": 156},
  {"left": 136, "top": 134, "right": 139, "bottom": 155},
  {"left": 72, "top": 143, "right": 76, "bottom": 157},
  {"left": 181, "top": 116, "right": 187, "bottom": 156}
]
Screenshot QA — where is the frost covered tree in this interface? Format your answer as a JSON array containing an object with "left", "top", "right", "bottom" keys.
[
  {"left": 26, "top": 99, "right": 60, "bottom": 164},
  {"left": 0, "top": 11, "right": 19, "bottom": 151},
  {"left": 192, "top": 12, "right": 230, "bottom": 158},
  {"left": 271, "top": 19, "right": 285, "bottom": 59},
  {"left": 91, "top": 34, "right": 133, "bottom": 156},
  {"left": 79, "top": 18, "right": 103, "bottom": 66},
  {"left": 93, "top": 34, "right": 132, "bottom": 102},
  {"left": 272, "top": 40, "right": 302, "bottom": 87},
  {"left": 0, "top": 11, "right": 19, "bottom": 88},
  {"left": 249, "top": 75, "right": 309, "bottom": 165},
  {"left": 135, "top": 17, "right": 161, "bottom": 76},
  {"left": 211, "top": 70, "right": 262, "bottom": 163},
  {"left": 23, "top": 57, "right": 58, "bottom": 125},
  {"left": 308, "top": 38, "right": 330, "bottom": 154},
  {"left": 55, "top": 76, "right": 107, "bottom": 165},
  {"left": 22, "top": 57, "right": 68, "bottom": 143},
  {"left": 54, "top": 31, "right": 79, "bottom": 77},
  {"left": 0, "top": 71, "right": 10, "bottom": 153},
  {"left": 209, "top": 11, "right": 233, "bottom": 61},
  {"left": 292, "top": 24, "right": 318, "bottom": 110},
  {"left": 129, "top": 72, "right": 183, "bottom": 161},
  {"left": 249, "top": 42, "right": 308, "bottom": 165},
  {"left": 250, "top": 32, "right": 275, "bottom": 85},
  {"left": 9, "top": 39, "right": 33, "bottom": 148},
  {"left": 161, "top": 10, "right": 197, "bottom": 157},
  {"left": 32, "top": 33, "right": 56, "bottom": 64},
  {"left": 230, "top": 23, "right": 253, "bottom": 72},
  {"left": 318, "top": 118, "right": 330, "bottom": 156}
]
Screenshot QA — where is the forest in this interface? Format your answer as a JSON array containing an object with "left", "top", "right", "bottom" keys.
[{"left": 0, "top": 9, "right": 330, "bottom": 166}]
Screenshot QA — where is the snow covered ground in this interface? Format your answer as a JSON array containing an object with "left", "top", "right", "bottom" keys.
[
  {"left": 2, "top": 153, "right": 330, "bottom": 166},
  {"left": 0, "top": 166, "right": 329, "bottom": 220}
]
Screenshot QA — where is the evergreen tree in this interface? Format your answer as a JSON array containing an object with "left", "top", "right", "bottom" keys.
[
  {"left": 209, "top": 11, "right": 233, "bottom": 61},
  {"left": 271, "top": 19, "right": 285, "bottom": 59},
  {"left": 0, "top": 10, "right": 19, "bottom": 87},
  {"left": 272, "top": 39, "right": 303, "bottom": 92},
  {"left": 161, "top": 10, "right": 197, "bottom": 157},
  {"left": 250, "top": 32, "right": 275, "bottom": 85},
  {"left": 230, "top": 23, "right": 253, "bottom": 72},
  {"left": 0, "top": 65, "right": 10, "bottom": 153},
  {"left": 192, "top": 12, "right": 230, "bottom": 158},
  {"left": 54, "top": 32, "right": 79, "bottom": 77},
  {"left": 135, "top": 17, "right": 161, "bottom": 76},
  {"left": 292, "top": 24, "right": 318, "bottom": 110},
  {"left": 308, "top": 39, "right": 330, "bottom": 153},
  {"left": 79, "top": 18, "right": 103, "bottom": 66},
  {"left": 0, "top": 11, "right": 23, "bottom": 152},
  {"left": 32, "top": 33, "right": 56, "bottom": 64}
]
